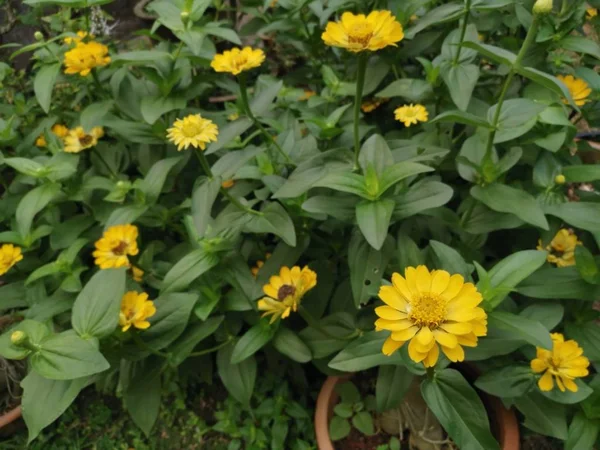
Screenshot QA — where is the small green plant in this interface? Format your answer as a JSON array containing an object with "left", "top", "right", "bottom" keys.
[{"left": 329, "top": 381, "right": 376, "bottom": 441}]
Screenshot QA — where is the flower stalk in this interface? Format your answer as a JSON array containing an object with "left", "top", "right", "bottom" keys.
[
  {"left": 353, "top": 53, "right": 368, "bottom": 171},
  {"left": 453, "top": 0, "right": 472, "bottom": 65}
]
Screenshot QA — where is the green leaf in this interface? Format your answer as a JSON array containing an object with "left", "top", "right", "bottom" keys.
[
  {"left": 111, "top": 50, "right": 172, "bottom": 63},
  {"left": 475, "top": 366, "right": 535, "bottom": 398},
  {"left": 272, "top": 327, "right": 312, "bottom": 363},
  {"left": 329, "top": 416, "right": 351, "bottom": 441},
  {"left": 352, "top": 411, "right": 375, "bottom": 436},
  {"left": 488, "top": 311, "right": 552, "bottom": 349},
  {"left": 169, "top": 316, "right": 224, "bottom": 366},
  {"left": 105, "top": 205, "right": 148, "bottom": 228},
  {"left": 393, "top": 180, "right": 453, "bottom": 220},
  {"left": 544, "top": 202, "right": 600, "bottom": 233},
  {"left": 482, "top": 250, "right": 548, "bottom": 308},
  {"left": 31, "top": 331, "right": 109, "bottom": 380},
  {"left": 206, "top": 118, "right": 252, "bottom": 154},
  {"left": 462, "top": 41, "right": 517, "bottom": 66},
  {"left": 211, "top": 145, "right": 264, "bottom": 180},
  {"left": 430, "top": 110, "right": 492, "bottom": 128},
  {"left": 161, "top": 248, "right": 218, "bottom": 293},
  {"left": 517, "top": 67, "right": 576, "bottom": 108},
  {"left": 138, "top": 156, "right": 182, "bottom": 203},
  {"left": 421, "top": 369, "right": 499, "bottom": 450},
  {"left": 560, "top": 36, "right": 600, "bottom": 60},
  {"left": 250, "top": 80, "right": 283, "bottom": 116},
  {"left": 0, "top": 320, "right": 51, "bottom": 360},
  {"left": 358, "top": 134, "right": 394, "bottom": 176},
  {"left": 378, "top": 162, "right": 434, "bottom": 197},
  {"left": 356, "top": 199, "right": 394, "bottom": 251},
  {"left": 302, "top": 195, "right": 357, "bottom": 221},
  {"left": 314, "top": 171, "right": 367, "bottom": 198},
  {"left": 405, "top": 4, "right": 465, "bottom": 38},
  {"left": 520, "top": 303, "right": 564, "bottom": 331},
  {"left": 0, "top": 282, "right": 27, "bottom": 312},
  {"left": 34, "top": 63, "right": 60, "bottom": 114},
  {"left": 21, "top": 372, "right": 88, "bottom": 443},
  {"left": 575, "top": 246, "right": 600, "bottom": 284},
  {"left": 16, "top": 183, "right": 62, "bottom": 238},
  {"left": 563, "top": 165, "right": 600, "bottom": 182},
  {"left": 231, "top": 320, "right": 276, "bottom": 364},
  {"left": 496, "top": 147, "right": 522, "bottom": 174},
  {"left": 442, "top": 63, "right": 479, "bottom": 111},
  {"left": 471, "top": 184, "right": 548, "bottom": 229},
  {"left": 123, "top": 358, "right": 162, "bottom": 437},
  {"left": 191, "top": 177, "right": 222, "bottom": 238},
  {"left": 487, "top": 99, "right": 546, "bottom": 143},
  {"left": 3, "top": 157, "right": 44, "bottom": 177},
  {"left": 140, "top": 95, "right": 186, "bottom": 124},
  {"left": 541, "top": 380, "right": 593, "bottom": 404},
  {"left": 72, "top": 268, "right": 126, "bottom": 339},
  {"left": 566, "top": 412, "right": 600, "bottom": 450},
  {"left": 514, "top": 392, "right": 567, "bottom": 439},
  {"left": 565, "top": 322, "right": 600, "bottom": 361},
  {"left": 217, "top": 344, "right": 256, "bottom": 406},
  {"left": 80, "top": 101, "right": 113, "bottom": 131},
  {"left": 376, "top": 78, "right": 433, "bottom": 102},
  {"left": 245, "top": 202, "right": 296, "bottom": 247},
  {"left": 519, "top": 266, "right": 600, "bottom": 300},
  {"left": 376, "top": 365, "right": 414, "bottom": 412},
  {"left": 430, "top": 240, "right": 471, "bottom": 278},
  {"left": 142, "top": 293, "right": 197, "bottom": 350},
  {"left": 334, "top": 403, "right": 353, "bottom": 419}
]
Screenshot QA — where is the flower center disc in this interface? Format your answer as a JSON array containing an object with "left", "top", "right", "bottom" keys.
[
  {"left": 112, "top": 241, "right": 128, "bottom": 255},
  {"left": 233, "top": 56, "right": 248, "bottom": 71},
  {"left": 349, "top": 23, "right": 373, "bottom": 46},
  {"left": 408, "top": 294, "right": 446, "bottom": 328},
  {"left": 277, "top": 285, "right": 296, "bottom": 300},
  {"left": 79, "top": 135, "right": 94, "bottom": 146},
  {"left": 181, "top": 122, "right": 204, "bottom": 137}
]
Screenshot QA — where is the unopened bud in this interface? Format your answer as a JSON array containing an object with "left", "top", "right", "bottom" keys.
[
  {"left": 180, "top": 11, "right": 190, "bottom": 20},
  {"left": 555, "top": 174, "right": 566, "bottom": 185},
  {"left": 34, "top": 31, "right": 44, "bottom": 41},
  {"left": 10, "top": 330, "right": 26, "bottom": 345},
  {"left": 533, "top": 0, "right": 553, "bottom": 14}
]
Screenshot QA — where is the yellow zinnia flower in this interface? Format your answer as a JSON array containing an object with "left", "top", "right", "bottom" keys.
[
  {"left": 0, "top": 244, "right": 23, "bottom": 276},
  {"left": 394, "top": 104, "right": 428, "bottom": 127},
  {"left": 93, "top": 224, "right": 139, "bottom": 269},
  {"left": 210, "top": 47, "right": 266, "bottom": 75},
  {"left": 531, "top": 333, "right": 589, "bottom": 392},
  {"left": 35, "top": 135, "right": 47, "bottom": 147},
  {"left": 251, "top": 252, "right": 272, "bottom": 278},
  {"left": 64, "top": 41, "right": 111, "bottom": 77},
  {"left": 221, "top": 179, "right": 235, "bottom": 189},
  {"left": 361, "top": 97, "right": 388, "bottom": 113},
  {"left": 321, "top": 11, "right": 404, "bottom": 53},
  {"left": 587, "top": 7, "right": 597, "bottom": 19},
  {"left": 375, "top": 266, "right": 487, "bottom": 367},
  {"left": 63, "top": 126, "right": 104, "bottom": 153},
  {"left": 35, "top": 124, "right": 70, "bottom": 148},
  {"left": 119, "top": 291, "right": 156, "bottom": 332},
  {"left": 257, "top": 265, "right": 317, "bottom": 323},
  {"left": 536, "top": 228, "right": 581, "bottom": 267},
  {"left": 63, "top": 31, "right": 93, "bottom": 45},
  {"left": 166, "top": 114, "right": 219, "bottom": 151},
  {"left": 131, "top": 265, "right": 144, "bottom": 283},
  {"left": 299, "top": 90, "right": 316, "bottom": 101},
  {"left": 557, "top": 74, "right": 592, "bottom": 107}
]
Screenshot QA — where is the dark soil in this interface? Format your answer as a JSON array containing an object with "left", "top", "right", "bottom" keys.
[
  {"left": 521, "top": 434, "right": 564, "bottom": 450},
  {"left": 338, "top": 426, "right": 395, "bottom": 450}
]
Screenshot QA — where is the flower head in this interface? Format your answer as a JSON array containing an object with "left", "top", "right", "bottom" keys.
[
  {"left": 533, "top": 0, "right": 553, "bottom": 14},
  {"left": 64, "top": 31, "right": 93, "bottom": 45},
  {"left": 167, "top": 114, "right": 219, "bottom": 151},
  {"left": 587, "top": 7, "right": 598, "bottom": 20},
  {"left": 300, "top": 90, "right": 316, "bottom": 101},
  {"left": 394, "top": 104, "right": 428, "bottom": 127},
  {"left": 531, "top": 333, "right": 589, "bottom": 392},
  {"left": 322, "top": 11, "right": 404, "bottom": 53},
  {"left": 258, "top": 266, "right": 317, "bottom": 323},
  {"left": 64, "top": 126, "right": 104, "bottom": 153},
  {"left": 0, "top": 244, "right": 23, "bottom": 276},
  {"left": 93, "top": 224, "right": 139, "bottom": 269},
  {"left": 221, "top": 179, "right": 235, "bottom": 189},
  {"left": 361, "top": 97, "right": 388, "bottom": 113},
  {"left": 210, "top": 47, "right": 265, "bottom": 75},
  {"left": 35, "top": 135, "right": 47, "bottom": 147},
  {"left": 64, "top": 41, "right": 110, "bottom": 76},
  {"left": 251, "top": 252, "right": 272, "bottom": 278},
  {"left": 537, "top": 229, "right": 581, "bottom": 267},
  {"left": 35, "top": 124, "right": 70, "bottom": 148},
  {"left": 375, "top": 266, "right": 487, "bottom": 367},
  {"left": 119, "top": 291, "right": 156, "bottom": 332},
  {"left": 131, "top": 266, "right": 144, "bottom": 283},
  {"left": 557, "top": 74, "right": 592, "bottom": 107}
]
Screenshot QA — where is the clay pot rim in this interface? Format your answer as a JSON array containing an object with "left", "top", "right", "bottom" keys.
[
  {"left": 314, "top": 372, "right": 520, "bottom": 450},
  {"left": 0, "top": 405, "right": 22, "bottom": 430}
]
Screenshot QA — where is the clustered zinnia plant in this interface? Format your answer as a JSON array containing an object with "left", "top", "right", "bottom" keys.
[{"left": 0, "top": 0, "right": 598, "bottom": 448}]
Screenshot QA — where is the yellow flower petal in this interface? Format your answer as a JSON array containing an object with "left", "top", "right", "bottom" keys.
[{"left": 382, "top": 336, "right": 404, "bottom": 355}]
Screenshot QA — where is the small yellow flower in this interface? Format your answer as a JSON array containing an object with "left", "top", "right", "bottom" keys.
[
  {"left": 210, "top": 47, "right": 266, "bottom": 75},
  {"left": 557, "top": 74, "right": 592, "bottom": 107},
  {"left": 536, "top": 229, "right": 581, "bottom": 267},
  {"left": 251, "top": 252, "right": 272, "bottom": 277},
  {"left": 227, "top": 112, "right": 240, "bottom": 121},
  {"left": 299, "top": 90, "right": 316, "bottom": 101},
  {"left": 93, "top": 224, "right": 139, "bottom": 270},
  {"left": 587, "top": 7, "right": 598, "bottom": 19},
  {"left": 394, "top": 104, "right": 428, "bottom": 127},
  {"left": 531, "top": 333, "right": 589, "bottom": 392},
  {"left": 131, "top": 266, "right": 144, "bottom": 283},
  {"left": 258, "top": 265, "right": 317, "bottom": 323},
  {"left": 375, "top": 266, "right": 487, "bottom": 367},
  {"left": 63, "top": 126, "right": 104, "bottom": 153},
  {"left": 119, "top": 291, "right": 156, "bottom": 332},
  {"left": 64, "top": 41, "right": 110, "bottom": 77},
  {"left": 361, "top": 97, "right": 388, "bottom": 113},
  {"left": 322, "top": 10, "right": 404, "bottom": 53},
  {"left": 269, "top": 0, "right": 278, "bottom": 8},
  {"left": 221, "top": 179, "right": 235, "bottom": 189},
  {"left": 63, "top": 31, "right": 93, "bottom": 45},
  {"left": 35, "top": 135, "right": 47, "bottom": 147},
  {"left": 166, "top": 114, "right": 219, "bottom": 151},
  {"left": 51, "top": 124, "right": 69, "bottom": 138},
  {"left": 0, "top": 244, "right": 23, "bottom": 276},
  {"left": 555, "top": 174, "right": 566, "bottom": 185},
  {"left": 10, "top": 330, "right": 26, "bottom": 345}
]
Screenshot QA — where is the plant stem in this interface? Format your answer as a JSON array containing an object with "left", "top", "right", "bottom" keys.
[
  {"left": 353, "top": 53, "right": 368, "bottom": 171},
  {"left": 90, "top": 69, "right": 106, "bottom": 95},
  {"left": 238, "top": 74, "right": 294, "bottom": 166},
  {"left": 132, "top": 332, "right": 169, "bottom": 358},
  {"left": 483, "top": 14, "right": 539, "bottom": 165},
  {"left": 453, "top": 0, "right": 472, "bottom": 65},
  {"left": 172, "top": 41, "right": 184, "bottom": 61},
  {"left": 189, "top": 339, "right": 231, "bottom": 357},
  {"left": 92, "top": 147, "right": 118, "bottom": 180},
  {"left": 194, "top": 147, "right": 213, "bottom": 178}
]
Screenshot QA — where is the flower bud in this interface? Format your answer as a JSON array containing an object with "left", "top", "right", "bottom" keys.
[
  {"left": 533, "top": 0, "right": 553, "bottom": 15},
  {"left": 180, "top": 11, "right": 190, "bottom": 20},
  {"left": 555, "top": 174, "right": 566, "bottom": 185},
  {"left": 34, "top": 31, "right": 44, "bottom": 41},
  {"left": 10, "top": 330, "right": 26, "bottom": 346}
]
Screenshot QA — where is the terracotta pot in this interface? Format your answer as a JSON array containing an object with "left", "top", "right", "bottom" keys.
[
  {"left": 315, "top": 374, "right": 519, "bottom": 450},
  {"left": 0, "top": 405, "right": 22, "bottom": 430}
]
